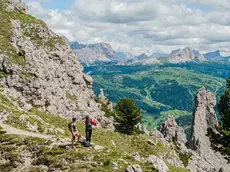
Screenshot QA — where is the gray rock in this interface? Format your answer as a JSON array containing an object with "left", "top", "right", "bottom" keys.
[
  {"left": 110, "top": 140, "right": 116, "bottom": 147},
  {"left": 24, "top": 103, "right": 32, "bottom": 111},
  {"left": 98, "top": 88, "right": 113, "bottom": 111},
  {"left": 147, "top": 139, "right": 156, "bottom": 146},
  {"left": 126, "top": 164, "right": 142, "bottom": 172},
  {"left": 165, "top": 154, "right": 184, "bottom": 168},
  {"left": 150, "top": 130, "right": 165, "bottom": 141},
  {"left": 0, "top": 110, "right": 10, "bottom": 122},
  {"left": 135, "top": 123, "right": 150, "bottom": 135},
  {"left": 147, "top": 155, "right": 169, "bottom": 172},
  {"left": 187, "top": 88, "right": 230, "bottom": 172},
  {"left": 159, "top": 116, "right": 188, "bottom": 152},
  {"left": 0, "top": 4, "right": 115, "bottom": 130},
  {"left": 5, "top": 4, "right": 14, "bottom": 12},
  {"left": 167, "top": 47, "right": 206, "bottom": 63},
  {"left": 73, "top": 42, "right": 119, "bottom": 65},
  {"left": 131, "top": 152, "right": 141, "bottom": 162},
  {"left": 94, "top": 145, "right": 105, "bottom": 152},
  {"left": 112, "top": 162, "right": 118, "bottom": 170},
  {"left": 8, "top": 0, "right": 28, "bottom": 13},
  {"left": 159, "top": 116, "right": 187, "bottom": 144}
]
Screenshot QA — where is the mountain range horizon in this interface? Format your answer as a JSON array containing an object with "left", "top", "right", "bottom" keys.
[
  {"left": 69, "top": 40, "right": 230, "bottom": 57},
  {"left": 68, "top": 40, "right": 230, "bottom": 65}
]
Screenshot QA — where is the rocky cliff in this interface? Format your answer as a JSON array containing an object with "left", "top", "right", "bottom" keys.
[
  {"left": 203, "top": 50, "right": 230, "bottom": 61},
  {"left": 0, "top": 0, "right": 113, "bottom": 128},
  {"left": 158, "top": 88, "right": 230, "bottom": 172},
  {"left": 72, "top": 42, "right": 119, "bottom": 65},
  {"left": 187, "top": 87, "right": 229, "bottom": 172},
  {"left": 167, "top": 47, "right": 206, "bottom": 63}
]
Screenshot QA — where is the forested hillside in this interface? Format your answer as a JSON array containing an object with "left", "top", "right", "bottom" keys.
[{"left": 84, "top": 62, "right": 230, "bottom": 132}]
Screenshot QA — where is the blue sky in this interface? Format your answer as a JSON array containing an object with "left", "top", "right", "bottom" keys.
[
  {"left": 25, "top": 0, "right": 74, "bottom": 10},
  {"left": 41, "top": 0, "right": 74, "bottom": 10},
  {"left": 25, "top": 0, "right": 230, "bottom": 56}
]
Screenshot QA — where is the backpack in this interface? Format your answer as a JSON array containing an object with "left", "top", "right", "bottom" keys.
[
  {"left": 89, "top": 118, "right": 98, "bottom": 126},
  {"left": 82, "top": 140, "right": 90, "bottom": 147}
]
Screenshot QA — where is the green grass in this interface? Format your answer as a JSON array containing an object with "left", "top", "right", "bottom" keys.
[
  {"left": 0, "top": 126, "right": 189, "bottom": 172},
  {"left": 0, "top": 72, "right": 8, "bottom": 78},
  {"left": 178, "top": 152, "right": 193, "bottom": 167},
  {"left": 0, "top": 90, "right": 70, "bottom": 137},
  {"left": 0, "top": 87, "right": 189, "bottom": 171},
  {"left": 66, "top": 91, "right": 77, "bottom": 101}
]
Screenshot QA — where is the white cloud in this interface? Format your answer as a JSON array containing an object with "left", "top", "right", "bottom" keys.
[{"left": 25, "top": 0, "right": 230, "bottom": 56}]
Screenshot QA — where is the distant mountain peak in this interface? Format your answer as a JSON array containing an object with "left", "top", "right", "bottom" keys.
[
  {"left": 136, "top": 53, "right": 149, "bottom": 60},
  {"left": 167, "top": 47, "right": 205, "bottom": 63},
  {"left": 116, "top": 52, "right": 134, "bottom": 61},
  {"left": 71, "top": 41, "right": 119, "bottom": 65}
]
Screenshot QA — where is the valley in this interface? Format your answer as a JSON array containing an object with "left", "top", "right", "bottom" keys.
[{"left": 84, "top": 62, "right": 230, "bottom": 132}]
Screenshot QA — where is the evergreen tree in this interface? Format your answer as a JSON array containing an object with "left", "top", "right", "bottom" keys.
[
  {"left": 218, "top": 77, "right": 230, "bottom": 129},
  {"left": 115, "top": 98, "right": 142, "bottom": 134},
  {"left": 208, "top": 77, "right": 230, "bottom": 162}
]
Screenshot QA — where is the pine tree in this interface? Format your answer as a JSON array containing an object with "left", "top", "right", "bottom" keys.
[
  {"left": 218, "top": 77, "right": 230, "bottom": 129},
  {"left": 115, "top": 98, "right": 142, "bottom": 134}
]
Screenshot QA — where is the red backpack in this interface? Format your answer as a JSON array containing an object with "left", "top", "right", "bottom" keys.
[{"left": 89, "top": 118, "right": 98, "bottom": 126}]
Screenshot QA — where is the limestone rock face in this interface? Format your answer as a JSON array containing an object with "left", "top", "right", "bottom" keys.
[
  {"left": 73, "top": 42, "right": 119, "bottom": 65},
  {"left": 159, "top": 116, "right": 187, "bottom": 152},
  {"left": 147, "top": 155, "right": 169, "bottom": 172},
  {"left": 167, "top": 47, "right": 206, "bottom": 63},
  {"left": 8, "top": 0, "right": 28, "bottom": 13},
  {"left": 135, "top": 123, "right": 150, "bottom": 135},
  {"left": 98, "top": 88, "right": 113, "bottom": 111},
  {"left": 0, "top": 0, "right": 114, "bottom": 129},
  {"left": 187, "top": 87, "right": 230, "bottom": 172},
  {"left": 150, "top": 88, "right": 230, "bottom": 172},
  {"left": 188, "top": 87, "right": 218, "bottom": 152}
]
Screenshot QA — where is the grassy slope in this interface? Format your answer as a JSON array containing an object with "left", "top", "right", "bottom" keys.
[{"left": 0, "top": 89, "right": 189, "bottom": 172}]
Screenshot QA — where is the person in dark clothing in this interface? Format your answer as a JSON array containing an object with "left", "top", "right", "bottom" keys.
[
  {"left": 82, "top": 115, "right": 97, "bottom": 143},
  {"left": 68, "top": 117, "right": 81, "bottom": 149},
  {"left": 85, "top": 115, "right": 92, "bottom": 142}
]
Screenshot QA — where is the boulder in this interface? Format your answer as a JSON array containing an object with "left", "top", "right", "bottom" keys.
[
  {"left": 126, "top": 164, "right": 142, "bottom": 172},
  {"left": 131, "top": 152, "right": 141, "bottom": 162},
  {"left": 147, "top": 155, "right": 169, "bottom": 172},
  {"left": 94, "top": 145, "right": 105, "bottom": 152},
  {"left": 135, "top": 123, "right": 150, "bottom": 135},
  {"left": 147, "top": 139, "right": 156, "bottom": 146},
  {"left": 159, "top": 116, "right": 187, "bottom": 144},
  {"left": 159, "top": 116, "right": 187, "bottom": 152}
]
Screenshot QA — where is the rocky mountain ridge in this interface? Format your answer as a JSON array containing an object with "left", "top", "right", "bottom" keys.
[
  {"left": 72, "top": 42, "right": 119, "bottom": 65},
  {"left": 0, "top": 0, "right": 114, "bottom": 129},
  {"left": 204, "top": 50, "right": 230, "bottom": 61},
  {"left": 167, "top": 47, "right": 206, "bottom": 64},
  {"left": 71, "top": 42, "right": 209, "bottom": 65},
  {"left": 156, "top": 87, "right": 230, "bottom": 172},
  {"left": 71, "top": 40, "right": 230, "bottom": 65}
]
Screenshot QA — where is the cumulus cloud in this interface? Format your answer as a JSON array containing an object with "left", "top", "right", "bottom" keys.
[{"left": 25, "top": 0, "right": 230, "bottom": 56}]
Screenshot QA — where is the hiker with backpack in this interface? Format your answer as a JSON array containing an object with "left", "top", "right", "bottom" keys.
[
  {"left": 68, "top": 117, "right": 81, "bottom": 149},
  {"left": 82, "top": 115, "right": 97, "bottom": 144}
]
